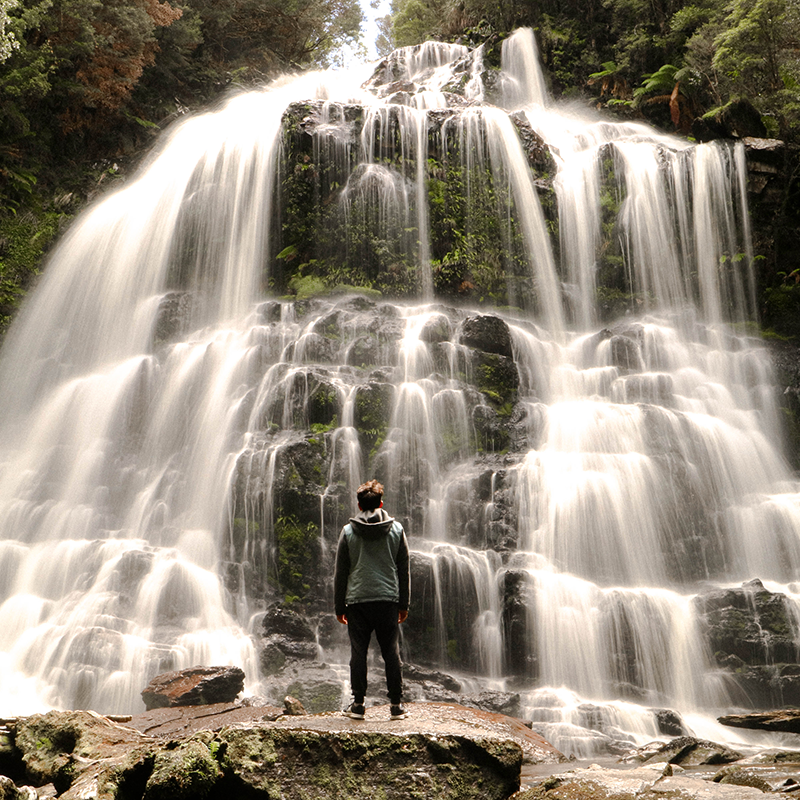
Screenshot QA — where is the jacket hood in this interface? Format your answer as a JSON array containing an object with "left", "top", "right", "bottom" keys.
[{"left": 349, "top": 507, "right": 395, "bottom": 540}]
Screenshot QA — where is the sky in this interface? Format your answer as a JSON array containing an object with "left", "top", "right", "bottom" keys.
[{"left": 362, "top": 0, "right": 390, "bottom": 60}]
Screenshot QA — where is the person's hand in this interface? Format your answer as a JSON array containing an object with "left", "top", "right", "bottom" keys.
[
  {"left": 398, "top": 609, "right": 408, "bottom": 623},
  {"left": 337, "top": 613, "right": 348, "bottom": 625}
]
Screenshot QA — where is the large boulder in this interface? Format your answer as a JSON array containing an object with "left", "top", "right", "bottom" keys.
[
  {"left": 3, "top": 703, "right": 553, "bottom": 800},
  {"left": 14, "top": 710, "right": 148, "bottom": 793},
  {"left": 459, "top": 315, "right": 514, "bottom": 358},
  {"left": 141, "top": 666, "right": 245, "bottom": 710},
  {"left": 637, "top": 736, "right": 743, "bottom": 767},
  {"left": 219, "top": 726, "right": 520, "bottom": 800}
]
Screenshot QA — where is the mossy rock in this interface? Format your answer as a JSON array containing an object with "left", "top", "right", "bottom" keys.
[
  {"left": 14, "top": 710, "right": 149, "bottom": 794},
  {"left": 460, "top": 314, "right": 513, "bottom": 358},
  {"left": 472, "top": 351, "right": 519, "bottom": 412},
  {"left": 143, "top": 735, "right": 222, "bottom": 800},
  {"left": 354, "top": 382, "right": 394, "bottom": 452},
  {"left": 285, "top": 679, "right": 343, "bottom": 714},
  {"left": 218, "top": 728, "right": 521, "bottom": 800}
]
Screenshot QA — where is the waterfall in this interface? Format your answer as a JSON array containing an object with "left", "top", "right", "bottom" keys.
[{"left": 0, "top": 26, "right": 796, "bottom": 758}]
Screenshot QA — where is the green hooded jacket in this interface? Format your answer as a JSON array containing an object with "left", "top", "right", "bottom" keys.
[{"left": 333, "top": 508, "right": 410, "bottom": 616}]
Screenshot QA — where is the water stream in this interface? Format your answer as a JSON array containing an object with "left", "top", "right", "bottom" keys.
[{"left": 0, "top": 29, "right": 797, "bottom": 757}]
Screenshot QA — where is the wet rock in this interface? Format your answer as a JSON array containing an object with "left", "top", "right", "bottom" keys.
[
  {"left": 694, "top": 579, "right": 800, "bottom": 706},
  {"left": 711, "top": 765, "right": 773, "bottom": 792},
  {"left": 403, "top": 664, "right": 463, "bottom": 693},
  {"left": 502, "top": 569, "right": 537, "bottom": 681},
  {"left": 718, "top": 709, "right": 800, "bottom": 733},
  {"left": 419, "top": 312, "right": 453, "bottom": 344},
  {"left": 698, "top": 98, "right": 767, "bottom": 141},
  {"left": 262, "top": 602, "right": 316, "bottom": 641},
  {"left": 405, "top": 544, "right": 516, "bottom": 674},
  {"left": 126, "top": 702, "right": 285, "bottom": 737},
  {"left": 256, "top": 300, "right": 284, "bottom": 323},
  {"left": 652, "top": 708, "right": 690, "bottom": 737},
  {"left": 14, "top": 711, "right": 147, "bottom": 792},
  {"left": 144, "top": 733, "right": 222, "bottom": 800},
  {"left": 520, "top": 762, "right": 767, "bottom": 798},
  {"left": 345, "top": 334, "right": 380, "bottom": 367},
  {"left": 608, "top": 333, "right": 643, "bottom": 371},
  {"left": 294, "top": 332, "right": 336, "bottom": 364},
  {"left": 353, "top": 381, "right": 394, "bottom": 452},
  {"left": 268, "top": 436, "right": 327, "bottom": 528},
  {"left": 260, "top": 603, "right": 319, "bottom": 675},
  {"left": 459, "top": 315, "right": 514, "bottom": 358},
  {"left": 283, "top": 696, "right": 307, "bottom": 716},
  {"left": 153, "top": 291, "right": 192, "bottom": 344},
  {"left": 1, "top": 704, "right": 561, "bottom": 800},
  {"left": 463, "top": 692, "right": 521, "bottom": 718},
  {"left": 636, "top": 736, "right": 743, "bottom": 767},
  {"left": 141, "top": 665, "right": 245, "bottom": 710},
  {"left": 0, "top": 775, "right": 30, "bottom": 800},
  {"left": 472, "top": 351, "right": 519, "bottom": 410},
  {"left": 261, "top": 662, "right": 344, "bottom": 714},
  {"left": 510, "top": 113, "right": 555, "bottom": 173},
  {"left": 219, "top": 723, "right": 521, "bottom": 800}
]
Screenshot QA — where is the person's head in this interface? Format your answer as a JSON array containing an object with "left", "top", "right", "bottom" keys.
[{"left": 357, "top": 479, "right": 384, "bottom": 511}]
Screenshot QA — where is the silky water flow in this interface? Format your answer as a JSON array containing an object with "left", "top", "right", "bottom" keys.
[{"left": 0, "top": 30, "right": 795, "bottom": 757}]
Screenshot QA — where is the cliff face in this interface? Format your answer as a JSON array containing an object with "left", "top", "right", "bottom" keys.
[{"left": 746, "top": 139, "right": 800, "bottom": 337}]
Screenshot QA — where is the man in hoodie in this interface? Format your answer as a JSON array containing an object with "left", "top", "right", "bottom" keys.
[{"left": 334, "top": 479, "right": 410, "bottom": 720}]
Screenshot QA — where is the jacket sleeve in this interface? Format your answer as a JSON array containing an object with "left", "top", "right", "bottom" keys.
[
  {"left": 396, "top": 528, "right": 410, "bottom": 611},
  {"left": 333, "top": 529, "right": 350, "bottom": 617}
]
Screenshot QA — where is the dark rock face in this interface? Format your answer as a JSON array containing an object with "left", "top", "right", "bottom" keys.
[
  {"left": 260, "top": 603, "right": 319, "bottom": 675},
  {"left": 141, "top": 666, "right": 245, "bottom": 710},
  {"left": 502, "top": 569, "right": 537, "bottom": 681},
  {"left": 695, "top": 578, "right": 798, "bottom": 665},
  {"left": 460, "top": 315, "right": 514, "bottom": 358},
  {"left": 693, "top": 579, "right": 800, "bottom": 707}
]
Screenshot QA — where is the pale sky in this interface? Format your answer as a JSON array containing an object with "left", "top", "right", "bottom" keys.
[
  {"left": 336, "top": 0, "right": 389, "bottom": 67},
  {"left": 362, "top": 0, "right": 390, "bottom": 60}
]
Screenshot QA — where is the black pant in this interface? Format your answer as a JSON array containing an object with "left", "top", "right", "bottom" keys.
[{"left": 346, "top": 601, "right": 403, "bottom": 703}]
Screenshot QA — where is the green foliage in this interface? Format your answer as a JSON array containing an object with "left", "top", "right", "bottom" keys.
[
  {"left": 0, "top": 0, "right": 366, "bottom": 291},
  {"left": 274, "top": 513, "right": 318, "bottom": 603},
  {"left": 0, "top": 208, "right": 63, "bottom": 330},
  {"left": 0, "top": 0, "right": 20, "bottom": 62},
  {"left": 633, "top": 63, "right": 679, "bottom": 103}
]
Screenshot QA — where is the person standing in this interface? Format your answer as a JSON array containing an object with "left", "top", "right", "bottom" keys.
[{"left": 334, "top": 479, "right": 410, "bottom": 720}]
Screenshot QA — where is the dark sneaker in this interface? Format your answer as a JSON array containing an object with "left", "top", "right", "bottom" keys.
[
  {"left": 345, "top": 702, "right": 365, "bottom": 719},
  {"left": 390, "top": 703, "right": 406, "bottom": 720}
]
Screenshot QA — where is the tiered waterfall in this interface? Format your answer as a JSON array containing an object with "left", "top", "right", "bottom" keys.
[{"left": 0, "top": 29, "right": 796, "bottom": 757}]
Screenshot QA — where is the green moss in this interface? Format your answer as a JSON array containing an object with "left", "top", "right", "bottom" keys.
[
  {"left": 274, "top": 514, "right": 319, "bottom": 602},
  {"left": 289, "top": 274, "right": 329, "bottom": 299},
  {"left": 144, "top": 737, "right": 223, "bottom": 800},
  {"left": 354, "top": 383, "right": 393, "bottom": 458},
  {"left": 763, "top": 284, "right": 800, "bottom": 338},
  {"left": 475, "top": 353, "right": 518, "bottom": 410}
]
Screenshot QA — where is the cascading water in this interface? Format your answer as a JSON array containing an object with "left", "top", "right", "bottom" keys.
[{"left": 0, "top": 27, "right": 797, "bottom": 758}]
